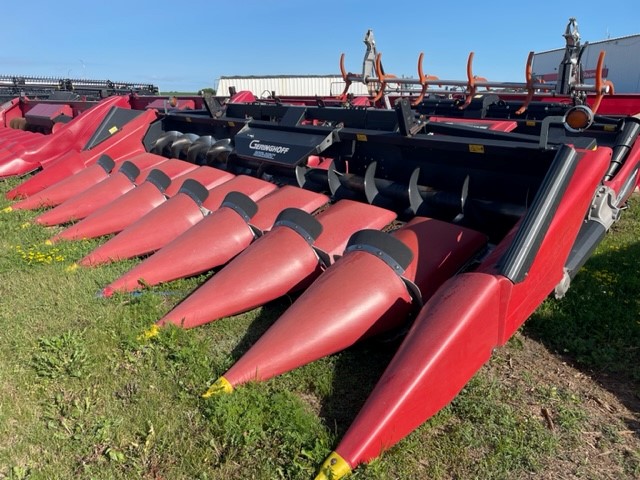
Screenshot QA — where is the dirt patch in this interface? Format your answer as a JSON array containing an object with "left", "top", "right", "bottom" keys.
[{"left": 493, "top": 332, "right": 640, "bottom": 479}]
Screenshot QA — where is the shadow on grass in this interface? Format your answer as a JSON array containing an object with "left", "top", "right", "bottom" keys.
[
  {"left": 524, "top": 240, "right": 640, "bottom": 437},
  {"left": 318, "top": 334, "right": 402, "bottom": 438},
  {"left": 227, "top": 296, "right": 295, "bottom": 362},
  {"left": 224, "top": 290, "right": 405, "bottom": 438}
]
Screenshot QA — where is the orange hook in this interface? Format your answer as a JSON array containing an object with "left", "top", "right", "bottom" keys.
[
  {"left": 411, "top": 52, "right": 440, "bottom": 107},
  {"left": 474, "top": 76, "right": 490, "bottom": 90},
  {"left": 339, "top": 53, "right": 347, "bottom": 81},
  {"left": 372, "top": 52, "right": 389, "bottom": 102},
  {"left": 458, "top": 52, "right": 477, "bottom": 109},
  {"left": 337, "top": 53, "right": 352, "bottom": 101},
  {"left": 590, "top": 50, "right": 614, "bottom": 114},
  {"left": 411, "top": 53, "right": 428, "bottom": 106},
  {"left": 516, "top": 51, "right": 535, "bottom": 115}
]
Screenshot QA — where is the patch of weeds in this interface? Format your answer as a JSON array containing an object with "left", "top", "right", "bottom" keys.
[
  {"left": 525, "top": 201, "right": 640, "bottom": 382},
  {"left": 113, "top": 381, "right": 139, "bottom": 404},
  {"left": 75, "top": 418, "right": 148, "bottom": 475},
  {"left": 42, "top": 388, "right": 96, "bottom": 441},
  {"left": 31, "top": 331, "right": 89, "bottom": 379},
  {"left": 601, "top": 422, "right": 623, "bottom": 445},
  {"left": 280, "top": 355, "right": 337, "bottom": 399},
  {"left": 201, "top": 383, "right": 331, "bottom": 478},
  {"left": 93, "top": 416, "right": 124, "bottom": 444},
  {"left": 0, "top": 465, "right": 32, "bottom": 480},
  {"left": 444, "top": 375, "right": 558, "bottom": 476},
  {"left": 153, "top": 325, "right": 202, "bottom": 365},
  {"left": 12, "top": 243, "right": 65, "bottom": 265},
  {"left": 103, "top": 446, "right": 126, "bottom": 463},
  {"left": 624, "top": 447, "right": 640, "bottom": 477},
  {"left": 137, "top": 324, "right": 218, "bottom": 396},
  {"left": 73, "top": 408, "right": 171, "bottom": 476},
  {"left": 351, "top": 459, "right": 387, "bottom": 479},
  {"left": 534, "top": 385, "right": 586, "bottom": 435},
  {"left": 119, "top": 292, "right": 170, "bottom": 333},
  {"left": 507, "top": 332, "right": 525, "bottom": 351}
]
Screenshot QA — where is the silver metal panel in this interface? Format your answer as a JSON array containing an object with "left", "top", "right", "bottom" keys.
[
  {"left": 533, "top": 35, "right": 640, "bottom": 93},
  {"left": 215, "top": 76, "right": 370, "bottom": 97}
]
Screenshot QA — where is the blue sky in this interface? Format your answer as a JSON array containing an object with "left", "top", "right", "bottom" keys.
[{"left": 2, "top": 1, "right": 638, "bottom": 92}]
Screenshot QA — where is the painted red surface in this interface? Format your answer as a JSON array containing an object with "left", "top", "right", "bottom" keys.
[{"left": 103, "top": 186, "right": 329, "bottom": 295}]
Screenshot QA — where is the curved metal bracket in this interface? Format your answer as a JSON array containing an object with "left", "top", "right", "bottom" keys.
[
  {"left": 295, "top": 164, "right": 311, "bottom": 189},
  {"left": 221, "top": 191, "right": 259, "bottom": 223},
  {"left": 372, "top": 53, "right": 397, "bottom": 103},
  {"left": 516, "top": 51, "right": 535, "bottom": 115},
  {"left": 327, "top": 160, "right": 345, "bottom": 197},
  {"left": 411, "top": 53, "right": 440, "bottom": 107},
  {"left": 170, "top": 133, "right": 199, "bottom": 159},
  {"left": 145, "top": 169, "right": 171, "bottom": 194},
  {"left": 327, "top": 159, "right": 360, "bottom": 200},
  {"left": 408, "top": 168, "right": 424, "bottom": 215},
  {"left": 590, "top": 50, "right": 615, "bottom": 114},
  {"left": 409, "top": 168, "right": 468, "bottom": 219},
  {"left": 453, "top": 175, "right": 470, "bottom": 223},
  {"left": 205, "top": 138, "right": 233, "bottom": 166},
  {"left": 345, "top": 228, "right": 422, "bottom": 305},
  {"left": 118, "top": 161, "right": 141, "bottom": 183},
  {"left": 458, "top": 52, "right": 477, "bottom": 110},
  {"left": 346, "top": 229, "right": 414, "bottom": 274},
  {"left": 178, "top": 179, "right": 210, "bottom": 207},
  {"left": 150, "top": 130, "right": 182, "bottom": 156},
  {"left": 274, "top": 208, "right": 323, "bottom": 246},
  {"left": 337, "top": 53, "right": 352, "bottom": 101},
  {"left": 97, "top": 154, "right": 116, "bottom": 173}
]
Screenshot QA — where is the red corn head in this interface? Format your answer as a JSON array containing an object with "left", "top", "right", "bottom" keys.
[
  {"left": 7, "top": 150, "right": 112, "bottom": 200},
  {"left": 215, "top": 217, "right": 488, "bottom": 392},
  {"left": 156, "top": 200, "right": 397, "bottom": 330},
  {"left": 51, "top": 166, "right": 234, "bottom": 242},
  {"left": 314, "top": 273, "right": 504, "bottom": 479},
  {"left": 102, "top": 186, "right": 328, "bottom": 296},
  {"left": 10, "top": 155, "right": 119, "bottom": 210},
  {"left": 0, "top": 95, "right": 132, "bottom": 179},
  {"left": 79, "top": 175, "right": 277, "bottom": 266},
  {"left": 6, "top": 106, "right": 158, "bottom": 199},
  {"left": 34, "top": 158, "right": 197, "bottom": 226},
  {"left": 13, "top": 153, "right": 167, "bottom": 210}
]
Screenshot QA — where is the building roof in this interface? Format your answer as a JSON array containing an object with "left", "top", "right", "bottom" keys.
[
  {"left": 219, "top": 74, "right": 342, "bottom": 79},
  {"left": 535, "top": 33, "right": 640, "bottom": 55}
]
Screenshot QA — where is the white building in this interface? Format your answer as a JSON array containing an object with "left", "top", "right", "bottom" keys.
[
  {"left": 533, "top": 34, "right": 640, "bottom": 93},
  {"left": 215, "top": 74, "right": 370, "bottom": 98}
]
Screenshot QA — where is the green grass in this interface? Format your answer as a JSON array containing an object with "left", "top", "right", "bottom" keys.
[
  {"left": 525, "top": 201, "right": 640, "bottom": 382},
  {"left": 0, "top": 176, "right": 638, "bottom": 479}
]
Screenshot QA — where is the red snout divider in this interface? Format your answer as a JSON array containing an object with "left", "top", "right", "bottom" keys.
[
  {"left": 79, "top": 176, "right": 277, "bottom": 266},
  {"left": 212, "top": 217, "right": 488, "bottom": 392},
  {"left": 156, "top": 200, "right": 397, "bottom": 330},
  {"left": 51, "top": 166, "right": 234, "bottom": 242},
  {"left": 34, "top": 159, "right": 198, "bottom": 226},
  {"left": 103, "top": 186, "right": 329, "bottom": 296},
  {"left": 11, "top": 152, "right": 166, "bottom": 210}
]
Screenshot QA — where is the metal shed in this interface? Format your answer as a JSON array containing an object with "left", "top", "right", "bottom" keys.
[
  {"left": 533, "top": 34, "right": 640, "bottom": 93},
  {"left": 215, "top": 75, "right": 371, "bottom": 97}
]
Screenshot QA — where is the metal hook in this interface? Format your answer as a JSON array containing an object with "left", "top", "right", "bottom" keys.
[
  {"left": 516, "top": 52, "right": 536, "bottom": 115},
  {"left": 458, "top": 52, "right": 477, "bottom": 110},
  {"left": 337, "top": 53, "right": 352, "bottom": 101},
  {"left": 590, "top": 50, "right": 615, "bottom": 114}
]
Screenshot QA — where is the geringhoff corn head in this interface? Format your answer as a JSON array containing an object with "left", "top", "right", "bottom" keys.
[{"left": 2, "top": 18, "right": 639, "bottom": 479}]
